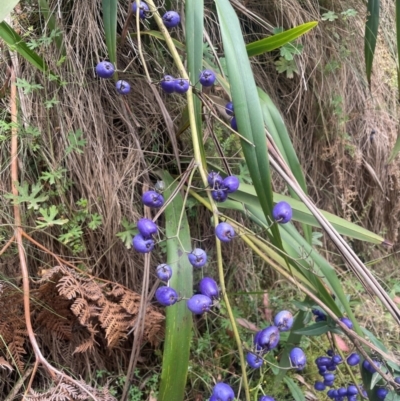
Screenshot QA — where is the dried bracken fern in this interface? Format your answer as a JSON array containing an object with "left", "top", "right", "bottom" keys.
[
  {"left": 37, "top": 266, "right": 164, "bottom": 351},
  {"left": 25, "top": 377, "right": 117, "bottom": 401}
]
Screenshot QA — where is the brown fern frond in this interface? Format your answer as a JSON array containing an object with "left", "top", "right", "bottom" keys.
[
  {"left": 25, "top": 377, "right": 117, "bottom": 401},
  {"left": 81, "top": 281, "right": 103, "bottom": 301},
  {"left": 71, "top": 298, "right": 90, "bottom": 326},
  {"left": 106, "top": 284, "right": 125, "bottom": 298},
  {"left": 57, "top": 275, "right": 82, "bottom": 299},
  {"left": 119, "top": 291, "right": 141, "bottom": 315},
  {"left": 37, "top": 265, "right": 70, "bottom": 283}
]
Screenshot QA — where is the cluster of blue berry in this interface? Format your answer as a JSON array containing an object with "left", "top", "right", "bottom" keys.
[
  {"left": 207, "top": 171, "right": 240, "bottom": 203},
  {"left": 95, "top": 1, "right": 181, "bottom": 94}
]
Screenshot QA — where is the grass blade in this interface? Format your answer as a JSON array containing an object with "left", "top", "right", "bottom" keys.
[
  {"left": 185, "top": 0, "right": 205, "bottom": 163},
  {"left": 365, "top": 0, "right": 380, "bottom": 86},
  {"left": 101, "top": 0, "right": 117, "bottom": 64},
  {"left": 214, "top": 0, "right": 282, "bottom": 246},
  {"left": 158, "top": 171, "right": 193, "bottom": 401},
  {"left": 0, "top": 0, "right": 19, "bottom": 23},
  {"left": 246, "top": 22, "right": 317, "bottom": 57},
  {"left": 0, "top": 21, "right": 49, "bottom": 72}
]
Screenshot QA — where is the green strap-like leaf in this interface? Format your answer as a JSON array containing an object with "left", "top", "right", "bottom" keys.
[
  {"left": 0, "top": 21, "right": 49, "bottom": 72},
  {"left": 158, "top": 171, "right": 193, "bottom": 401},
  {"left": 246, "top": 22, "right": 317, "bottom": 57},
  {"left": 0, "top": 0, "right": 19, "bottom": 23},
  {"left": 214, "top": 0, "right": 282, "bottom": 247},
  {"left": 365, "top": 0, "right": 379, "bottom": 86},
  {"left": 102, "top": 0, "right": 117, "bottom": 64}
]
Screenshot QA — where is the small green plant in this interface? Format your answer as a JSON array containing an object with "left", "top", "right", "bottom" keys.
[
  {"left": 15, "top": 78, "right": 44, "bottom": 94},
  {"left": 66, "top": 129, "right": 87, "bottom": 155},
  {"left": 116, "top": 217, "right": 138, "bottom": 249}
]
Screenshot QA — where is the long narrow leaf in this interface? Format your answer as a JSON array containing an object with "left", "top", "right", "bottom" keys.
[
  {"left": 214, "top": 0, "right": 282, "bottom": 247},
  {"left": 365, "top": 0, "right": 380, "bottom": 85},
  {"left": 185, "top": 0, "right": 205, "bottom": 163},
  {"left": 246, "top": 22, "right": 317, "bottom": 57},
  {"left": 158, "top": 171, "right": 193, "bottom": 401},
  {"left": 0, "top": 21, "right": 49, "bottom": 72},
  {"left": 102, "top": 0, "right": 117, "bottom": 64},
  {"left": 0, "top": 0, "right": 19, "bottom": 23}
]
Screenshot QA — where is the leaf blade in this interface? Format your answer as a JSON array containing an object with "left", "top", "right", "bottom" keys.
[
  {"left": 365, "top": 0, "right": 380, "bottom": 85},
  {"left": 102, "top": 0, "right": 117, "bottom": 64}
]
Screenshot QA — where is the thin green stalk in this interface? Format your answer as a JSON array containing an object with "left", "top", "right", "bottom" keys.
[{"left": 146, "top": 1, "right": 249, "bottom": 399}]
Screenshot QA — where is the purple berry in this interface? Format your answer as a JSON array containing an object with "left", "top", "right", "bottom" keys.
[
  {"left": 95, "top": 61, "right": 115, "bottom": 78},
  {"left": 211, "top": 188, "right": 228, "bottom": 202},
  {"left": 363, "top": 359, "right": 381, "bottom": 374},
  {"left": 323, "top": 380, "right": 334, "bottom": 387},
  {"left": 116, "top": 80, "right": 131, "bottom": 95},
  {"left": 272, "top": 201, "right": 292, "bottom": 224},
  {"left": 142, "top": 190, "right": 164, "bottom": 208},
  {"left": 323, "top": 373, "right": 335, "bottom": 382},
  {"left": 256, "top": 326, "right": 280, "bottom": 351},
  {"left": 207, "top": 171, "right": 223, "bottom": 188},
  {"left": 259, "top": 397, "right": 275, "bottom": 401},
  {"left": 376, "top": 388, "right": 389, "bottom": 400},
  {"left": 339, "top": 317, "right": 353, "bottom": 330},
  {"left": 290, "top": 347, "right": 307, "bottom": 370},
  {"left": 346, "top": 353, "right": 360, "bottom": 366},
  {"left": 225, "top": 102, "right": 234, "bottom": 116},
  {"left": 332, "top": 355, "right": 342, "bottom": 364},
  {"left": 327, "top": 389, "right": 337, "bottom": 399},
  {"left": 132, "top": 1, "right": 149, "bottom": 19},
  {"left": 155, "top": 286, "right": 178, "bottom": 306},
  {"left": 347, "top": 385, "right": 358, "bottom": 396},
  {"left": 187, "top": 294, "right": 212, "bottom": 314},
  {"left": 156, "top": 264, "right": 172, "bottom": 281},
  {"left": 273, "top": 310, "right": 293, "bottom": 332},
  {"left": 395, "top": 376, "right": 400, "bottom": 384},
  {"left": 174, "top": 78, "right": 190, "bottom": 93},
  {"left": 315, "top": 356, "right": 331, "bottom": 367},
  {"left": 160, "top": 75, "right": 176, "bottom": 93},
  {"left": 318, "top": 367, "right": 327, "bottom": 374},
  {"left": 246, "top": 352, "right": 263, "bottom": 369},
  {"left": 198, "top": 277, "right": 219, "bottom": 299},
  {"left": 188, "top": 248, "right": 207, "bottom": 268},
  {"left": 314, "top": 381, "right": 325, "bottom": 391},
  {"left": 222, "top": 176, "right": 240, "bottom": 193},
  {"left": 162, "top": 10, "right": 180, "bottom": 28},
  {"left": 230, "top": 117, "right": 237, "bottom": 131},
  {"left": 337, "top": 387, "right": 347, "bottom": 397},
  {"left": 132, "top": 233, "right": 155, "bottom": 253},
  {"left": 137, "top": 218, "right": 158, "bottom": 237},
  {"left": 212, "top": 382, "right": 235, "bottom": 401},
  {"left": 199, "top": 69, "right": 216, "bottom": 87},
  {"left": 326, "top": 349, "right": 334, "bottom": 356},
  {"left": 215, "top": 222, "right": 235, "bottom": 242}
]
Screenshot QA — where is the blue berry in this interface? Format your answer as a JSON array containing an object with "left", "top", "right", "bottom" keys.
[
  {"left": 198, "top": 277, "right": 219, "bottom": 299},
  {"left": 222, "top": 175, "right": 240, "bottom": 193},
  {"left": 246, "top": 352, "right": 263, "bottom": 369},
  {"left": 376, "top": 388, "right": 389, "bottom": 400},
  {"left": 337, "top": 387, "right": 347, "bottom": 396},
  {"left": 132, "top": 1, "right": 149, "bottom": 19},
  {"left": 207, "top": 171, "right": 223, "bottom": 188},
  {"left": 363, "top": 359, "right": 381, "bottom": 374},
  {"left": 272, "top": 201, "right": 292, "bottom": 224},
  {"left": 339, "top": 316, "right": 353, "bottom": 330},
  {"left": 315, "top": 356, "right": 331, "bottom": 367},
  {"left": 188, "top": 248, "right": 207, "bottom": 268},
  {"left": 137, "top": 218, "right": 158, "bottom": 237},
  {"left": 314, "top": 381, "right": 325, "bottom": 391},
  {"left": 215, "top": 222, "right": 235, "bottom": 242},
  {"left": 290, "top": 347, "right": 307, "bottom": 370},
  {"left": 155, "top": 286, "right": 178, "bottom": 306},
  {"left": 160, "top": 75, "right": 176, "bottom": 93},
  {"left": 212, "top": 382, "right": 235, "bottom": 401},
  {"left": 259, "top": 397, "right": 275, "bottom": 401},
  {"left": 225, "top": 102, "right": 234, "bottom": 116},
  {"left": 256, "top": 326, "right": 280, "bottom": 351},
  {"left": 274, "top": 310, "right": 294, "bottom": 332},
  {"left": 395, "top": 376, "right": 400, "bottom": 384},
  {"left": 95, "top": 61, "right": 115, "bottom": 78},
  {"left": 187, "top": 294, "right": 212, "bottom": 314},
  {"left": 132, "top": 233, "right": 155, "bottom": 253},
  {"left": 156, "top": 264, "right": 172, "bottom": 281},
  {"left": 199, "top": 69, "right": 216, "bottom": 87},
  {"left": 116, "top": 80, "right": 131, "bottom": 95},
  {"left": 230, "top": 117, "right": 237, "bottom": 131},
  {"left": 142, "top": 190, "right": 164, "bottom": 208},
  {"left": 323, "top": 373, "right": 335, "bottom": 382},
  {"left": 174, "top": 78, "right": 190, "bottom": 93},
  {"left": 332, "top": 355, "right": 342, "bottom": 364},
  {"left": 211, "top": 188, "right": 228, "bottom": 202},
  {"left": 346, "top": 353, "right": 360, "bottom": 366},
  {"left": 347, "top": 385, "right": 358, "bottom": 396},
  {"left": 162, "top": 10, "right": 180, "bottom": 28}
]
